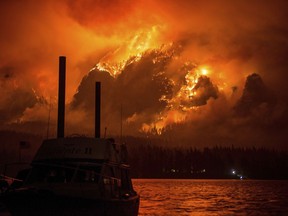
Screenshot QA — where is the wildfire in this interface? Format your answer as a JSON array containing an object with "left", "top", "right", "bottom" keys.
[
  {"left": 90, "top": 26, "right": 164, "bottom": 77},
  {"left": 167, "top": 64, "right": 212, "bottom": 110},
  {"left": 88, "top": 27, "right": 223, "bottom": 135},
  {"left": 141, "top": 64, "right": 216, "bottom": 134},
  {"left": 95, "top": 61, "right": 126, "bottom": 77},
  {"left": 200, "top": 67, "right": 209, "bottom": 76}
]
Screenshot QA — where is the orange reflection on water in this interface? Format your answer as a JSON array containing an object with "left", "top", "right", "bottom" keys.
[{"left": 133, "top": 179, "right": 288, "bottom": 216}]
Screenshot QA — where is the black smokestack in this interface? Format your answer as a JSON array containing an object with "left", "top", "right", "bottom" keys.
[
  {"left": 57, "top": 56, "right": 66, "bottom": 138},
  {"left": 95, "top": 82, "right": 101, "bottom": 138}
]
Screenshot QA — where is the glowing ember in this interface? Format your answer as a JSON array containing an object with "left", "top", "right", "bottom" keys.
[{"left": 200, "top": 68, "right": 209, "bottom": 76}]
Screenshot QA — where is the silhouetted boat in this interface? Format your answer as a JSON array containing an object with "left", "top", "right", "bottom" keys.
[
  {"left": 0, "top": 56, "right": 139, "bottom": 216},
  {"left": 0, "top": 137, "right": 139, "bottom": 216}
]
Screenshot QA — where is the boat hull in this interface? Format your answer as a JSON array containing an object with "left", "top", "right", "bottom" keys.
[{"left": 0, "top": 188, "right": 140, "bottom": 216}]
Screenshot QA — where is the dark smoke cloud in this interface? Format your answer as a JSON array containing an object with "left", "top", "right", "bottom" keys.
[
  {"left": 234, "top": 73, "right": 276, "bottom": 117},
  {"left": 188, "top": 76, "right": 218, "bottom": 107},
  {"left": 70, "top": 47, "right": 177, "bottom": 135},
  {"left": 233, "top": 73, "right": 288, "bottom": 136},
  {"left": 0, "top": 66, "right": 37, "bottom": 123}
]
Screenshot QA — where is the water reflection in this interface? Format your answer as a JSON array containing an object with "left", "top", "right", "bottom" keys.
[{"left": 133, "top": 179, "right": 288, "bottom": 216}]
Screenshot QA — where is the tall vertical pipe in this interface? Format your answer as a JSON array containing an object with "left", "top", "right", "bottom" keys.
[
  {"left": 57, "top": 56, "right": 66, "bottom": 138},
  {"left": 95, "top": 82, "right": 101, "bottom": 138}
]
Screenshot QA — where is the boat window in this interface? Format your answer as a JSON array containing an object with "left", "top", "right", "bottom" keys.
[
  {"left": 46, "top": 169, "right": 66, "bottom": 183},
  {"left": 102, "top": 166, "right": 115, "bottom": 185},
  {"left": 112, "top": 166, "right": 121, "bottom": 179},
  {"left": 121, "top": 169, "right": 132, "bottom": 191},
  {"left": 74, "top": 166, "right": 101, "bottom": 183},
  {"left": 26, "top": 166, "right": 47, "bottom": 183},
  {"left": 26, "top": 165, "right": 74, "bottom": 184}
]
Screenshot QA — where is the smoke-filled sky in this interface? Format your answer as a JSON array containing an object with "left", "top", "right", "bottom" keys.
[{"left": 1, "top": 0, "right": 288, "bottom": 149}]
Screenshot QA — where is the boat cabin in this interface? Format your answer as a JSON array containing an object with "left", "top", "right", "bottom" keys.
[{"left": 20, "top": 137, "right": 135, "bottom": 199}]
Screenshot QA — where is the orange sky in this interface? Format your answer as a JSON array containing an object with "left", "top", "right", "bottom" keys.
[{"left": 1, "top": 0, "right": 288, "bottom": 149}]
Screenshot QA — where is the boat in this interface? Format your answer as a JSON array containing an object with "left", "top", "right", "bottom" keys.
[{"left": 0, "top": 56, "right": 140, "bottom": 216}]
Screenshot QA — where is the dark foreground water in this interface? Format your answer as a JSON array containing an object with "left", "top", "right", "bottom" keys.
[{"left": 133, "top": 179, "right": 288, "bottom": 216}]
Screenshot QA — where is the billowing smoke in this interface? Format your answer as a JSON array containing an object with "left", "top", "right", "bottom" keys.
[
  {"left": 70, "top": 46, "right": 178, "bottom": 135},
  {"left": 0, "top": 66, "right": 38, "bottom": 123},
  {"left": 1, "top": 0, "right": 288, "bottom": 149},
  {"left": 185, "top": 76, "right": 218, "bottom": 107},
  {"left": 234, "top": 73, "right": 276, "bottom": 117}
]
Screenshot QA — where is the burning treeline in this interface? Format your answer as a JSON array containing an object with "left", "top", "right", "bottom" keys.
[
  {"left": 78, "top": 40, "right": 224, "bottom": 135},
  {"left": 70, "top": 33, "right": 281, "bottom": 150}
]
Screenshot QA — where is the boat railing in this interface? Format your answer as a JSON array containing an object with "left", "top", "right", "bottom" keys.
[
  {"left": 30, "top": 162, "right": 124, "bottom": 198},
  {"left": 0, "top": 174, "right": 23, "bottom": 182},
  {"left": 1, "top": 161, "right": 128, "bottom": 199},
  {"left": 1, "top": 163, "right": 27, "bottom": 193},
  {"left": 66, "top": 133, "right": 88, "bottom": 138},
  {"left": 0, "top": 162, "right": 30, "bottom": 182},
  {"left": 32, "top": 161, "right": 120, "bottom": 180}
]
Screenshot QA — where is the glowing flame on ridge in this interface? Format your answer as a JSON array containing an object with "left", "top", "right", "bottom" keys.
[
  {"left": 142, "top": 65, "right": 213, "bottom": 134},
  {"left": 90, "top": 26, "right": 164, "bottom": 77},
  {"left": 87, "top": 26, "right": 226, "bottom": 135}
]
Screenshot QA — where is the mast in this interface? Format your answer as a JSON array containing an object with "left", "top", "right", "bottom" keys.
[
  {"left": 57, "top": 56, "right": 66, "bottom": 138},
  {"left": 95, "top": 82, "right": 101, "bottom": 138}
]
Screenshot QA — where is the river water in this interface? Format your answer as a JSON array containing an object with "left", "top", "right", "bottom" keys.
[{"left": 133, "top": 179, "right": 288, "bottom": 216}]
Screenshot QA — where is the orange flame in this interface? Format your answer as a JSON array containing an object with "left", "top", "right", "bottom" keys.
[
  {"left": 88, "top": 26, "right": 228, "bottom": 135},
  {"left": 90, "top": 26, "right": 164, "bottom": 77},
  {"left": 141, "top": 65, "right": 213, "bottom": 134}
]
